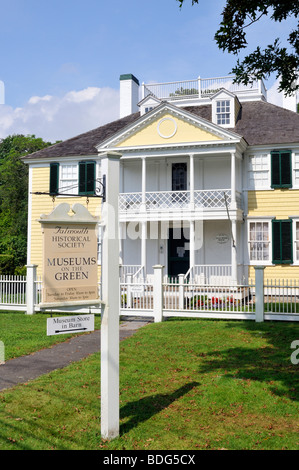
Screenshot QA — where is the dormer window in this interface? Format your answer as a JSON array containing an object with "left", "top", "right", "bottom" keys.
[
  {"left": 138, "top": 94, "right": 161, "bottom": 116},
  {"left": 145, "top": 106, "right": 154, "bottom": 114},
  {"left": 216, "top": 100, "right": 231, "bottom": 125},
  {"left": 211, "top": 89, "right": 241, "bottom": 128}
]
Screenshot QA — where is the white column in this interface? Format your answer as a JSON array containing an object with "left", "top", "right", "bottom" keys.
[
  {"left": 141, "top": 156, "right": 146, "bottom": 211},
  {"left": 190, "top": 153, "right": 195, "bottom": 210},
  {"left": 190, "top": 220, "right": 195, "bottom": 280},
  {"left": 101, "top": 151, "right": 121, "bottom": 440},
  {"left": 231, "top": 152, "right": 236, "bottom": 209},
  {"left": 255, "top": 266, "right": 265, "bottom": 322},
  {"left": 231, "top": 219, "right": 237, "bottom": 285},
  {"left": 141, "top": 221, "right": 147, "bottom": 278},
  {"left": 26, "top": 264, "right": 37, "bottom": 315}
]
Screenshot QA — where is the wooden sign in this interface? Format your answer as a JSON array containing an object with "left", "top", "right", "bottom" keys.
[{"left": 39, "top": 203, "right": 99, "bottom": 307}]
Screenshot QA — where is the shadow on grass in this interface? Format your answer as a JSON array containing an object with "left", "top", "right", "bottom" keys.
[
  {"left": 120, "top": 381, "right": 199, "bottom": 434},
  {"left": 198, "top": 321, "right": 299, "bottom": 402}
]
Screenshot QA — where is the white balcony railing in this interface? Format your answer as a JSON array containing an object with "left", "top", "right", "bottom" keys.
[
  {"left": 119, "top": 189, "right": 234, "bottom": 213},
  {"left": 143, "top": 75, "right": 266, "bottom": 101}
]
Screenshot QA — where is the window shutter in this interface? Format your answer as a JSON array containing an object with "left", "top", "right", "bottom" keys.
[
  {"left": 281, "top": 220, "right": 292, "bottom": 263},
  {"left": 79, "top": 162, "right": 86, "bottom": 194},
  {"left": 271, "top": 152, "right": 280, "bottom": 187},
  {"left": 86, "top": 162, "right": 95, "bottom": 194},
  {"left": 79, "top": 161, "right": 95, "bottom": 195},
  {"left": 272, "top": 219, "right": 293, "bottom": 264},
  {"left": 49, "top": 163, "right": 59, "bottom": 195},
  {"left": 272, "top": 220, "right": 281, "bottom": 263},
  {"left": 280, "top": 151, "right": 292, "bottom": 187},
  {"left": 271, "top": 150, "right": 292, "bottom": 188}
]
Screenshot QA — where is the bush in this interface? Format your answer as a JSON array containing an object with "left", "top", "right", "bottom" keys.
[{"left": 0, "top": 254, "right": 15, "bottom": 274}]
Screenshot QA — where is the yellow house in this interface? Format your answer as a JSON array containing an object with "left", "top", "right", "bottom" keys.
[{"left": 23, "top": 74, "right": 299, "bottom": 285}]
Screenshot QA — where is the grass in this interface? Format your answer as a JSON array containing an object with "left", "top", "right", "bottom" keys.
[
  {"left": 0, "top": 312, "right": 101, "bottom": 360},
  {"left": 0, "top": 315, "right": 298, "bottom": 450}
]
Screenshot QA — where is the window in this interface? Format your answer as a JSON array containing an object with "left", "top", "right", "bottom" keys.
[
  {"left": 271, "top": 150, "right": 292, "bottom": 188},
  {"left": 172, "top": 163, "right": 187, "bottom": 191},
  {"left": 272, "top": 219, "right": 293, "bottom": 264},
  {"left": 293, "top": 153, "right": 299, "bottom": 187},
  {"left": 249, "top": 221, "right": 270, "bottom": 261},
  {"left": 60, "top": 164, "right": 78, "bottom": 195},
  {"left": 49, "top": 161, "right": 97, "bottom": 196},
  {"left": 248, "top": 154, "right": 269, "bottom": 189},
  {"left": 79, "top": 161, "right": 96, "bottom": 195},
  {"left": 216, "top": 100, "right": 230, "bottom": 125}
]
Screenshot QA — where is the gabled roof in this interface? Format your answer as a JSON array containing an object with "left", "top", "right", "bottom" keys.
[
  {"left": 22, "top": 100, "right": 299, "bottom": 161},
  {"left": 96, "top": 101, "right": 243, "bottom": 150}
]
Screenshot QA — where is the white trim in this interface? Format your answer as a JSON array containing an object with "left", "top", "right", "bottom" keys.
[
  {"left": 27, "top": 166, "right": 33, "bottom": 265},
  {"left": 247, "top": 219, "right": 272, "bottom": 266},
  {"left": 96, "top": 102, "right": 243, "bottom": 151},
  {"left": 292, "top": 218, "right": 299, "bottom": 265},
  {"left": 157, "top": 117, "right": 178, "bottom": 139}
]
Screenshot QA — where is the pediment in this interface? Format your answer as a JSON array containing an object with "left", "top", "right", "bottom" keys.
[{"left": 97, "top": 102, "right": 241, "bottom": 151}]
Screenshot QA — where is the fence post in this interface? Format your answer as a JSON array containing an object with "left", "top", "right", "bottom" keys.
[
  {"left": 127, "top": 274, "right": 133, "bottom": 309},
  {"left": 26, "top": 264, "right": 37, "bottom": 315},
  {"left": 254, "top": 266, "right": 265, "bottom": 322},
  {"left": 178, "top": 274, "right": 184, "bottom": 310},
  {"left": 153, "top": 265, "right": 164, "bottom": 322}
]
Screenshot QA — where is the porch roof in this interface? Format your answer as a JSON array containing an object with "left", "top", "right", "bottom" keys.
[{"left": 22, "top": 100, "right": 299, "bottom": 162}]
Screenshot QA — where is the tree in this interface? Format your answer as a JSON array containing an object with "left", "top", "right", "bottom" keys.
[
  {"left": 177, "top": 0, "right": 299, "bottom": 95},
  {"left": 0, "top": 134, "right": 52, "bottom": 273}
]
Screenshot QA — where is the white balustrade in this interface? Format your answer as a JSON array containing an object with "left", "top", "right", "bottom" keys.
[
  {"left": 144, "top": 76, "right": 264, "bottom": 101},
  {"left": 119, "top": 189, "right": 233, "bottom": 213}
]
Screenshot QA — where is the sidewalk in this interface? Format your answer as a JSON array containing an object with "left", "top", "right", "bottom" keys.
[{"left": 0, "top": 319, "right": 150, "bottom": 392}]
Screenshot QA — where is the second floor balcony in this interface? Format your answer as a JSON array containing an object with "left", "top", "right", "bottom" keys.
[{"left": 119, "top": 188, "right": 242, "bottom": 219}]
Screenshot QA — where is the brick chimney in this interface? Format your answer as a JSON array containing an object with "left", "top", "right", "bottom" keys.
[{"left": 119, "top": 74, "right": 140, "bottom": 118}]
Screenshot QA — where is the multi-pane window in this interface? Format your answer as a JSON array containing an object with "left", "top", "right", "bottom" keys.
[
  {"left": 60, "top": 164, "right": 78, "bottom": 195},
  {"left": 49, "top": 161, "right": 96, "bottom": 196},
  {"left": 293, "top": 153, "right": 299, "bottom": 187},
  {"left": 271, "top": 150, "right": 292, "bottom": 188},
  {"left": 249, "top": 222, "right": 270, "bottom": 261},
  {"left": 216, "top": 100, "right": 231, "bottom": 125},
  {"left": 248, "top": 154, "right": 269, "bottom": 189}
]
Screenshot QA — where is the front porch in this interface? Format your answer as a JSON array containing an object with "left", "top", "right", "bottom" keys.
[
  {"left": 120, "top": 264, "right": 246, "bottom": 286},
  {"left": 119, "top": 219, "right": 245, "bottom": 285}
]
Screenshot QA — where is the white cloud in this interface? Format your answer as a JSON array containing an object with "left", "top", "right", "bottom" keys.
[
  {"left": 267, "top": 78, "right": 283, "bottom": 107},
  {"left": 0, "top": 87, "right": 120, "bottom": 143}
]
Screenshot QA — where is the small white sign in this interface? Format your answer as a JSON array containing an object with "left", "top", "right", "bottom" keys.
[
  {"left": 47, "top": 314, "right": 94, "bottom": 336},
  {"left": 131, "top": 284, "right": 144, "bottom": 293}
]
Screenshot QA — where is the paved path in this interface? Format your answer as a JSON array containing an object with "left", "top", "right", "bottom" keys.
[{"left": 0, "top": 320, "right": 149, "bottom": 392}]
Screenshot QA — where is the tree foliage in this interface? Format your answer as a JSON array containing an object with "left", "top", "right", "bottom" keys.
[
  {"left": 177, "top": 0, "right": 299, "bottom": 95},
  {"left": 0, "top": 135, "right": 52, "bottom": 273}
]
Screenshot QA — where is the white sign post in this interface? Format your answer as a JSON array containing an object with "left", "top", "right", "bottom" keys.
[{"left": 101, "top": 152, "right": 121, "bottom": 440}]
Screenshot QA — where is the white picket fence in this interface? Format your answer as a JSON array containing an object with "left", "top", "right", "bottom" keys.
[
  {"left": 120, "top": 268, "right": 299, "bottom": 322},
  {"left": 1, "top": 267, "right": 299, "bottom": 322},
  {"left": 120, "top": 277, "right": 256, "bottom": 321},
  {"left": 0, "top": 275, "right": 27, "bottom": 311}
]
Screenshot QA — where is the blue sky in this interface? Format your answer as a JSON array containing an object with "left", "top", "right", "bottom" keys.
[{"left": 0, "top": 0, "right": 297, "bottom": 141}]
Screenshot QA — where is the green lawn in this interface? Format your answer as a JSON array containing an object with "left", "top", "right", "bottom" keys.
[
  {"left": 0, "top": 314, "right": 298, "bottom": 450},
  {"left": 0, "top": 312, "right": 101, "bottom": 360}
]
